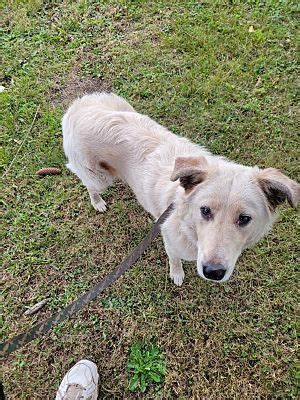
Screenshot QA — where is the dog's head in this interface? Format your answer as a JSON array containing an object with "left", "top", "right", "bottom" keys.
[{"left": 171, "top": 156, "right": 299, "bottom": 283}]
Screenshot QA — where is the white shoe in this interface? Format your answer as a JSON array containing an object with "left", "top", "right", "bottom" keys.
[{"left": 55, "top": 358, "right": 99, "bottom": 400}]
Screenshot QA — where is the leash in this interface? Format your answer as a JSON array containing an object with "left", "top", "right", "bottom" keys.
[{"left": 1, "top": 204, "right": 174, "bottom": 358}]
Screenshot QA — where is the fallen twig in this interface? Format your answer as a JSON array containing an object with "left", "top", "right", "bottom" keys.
[{"left": 24, "top": 298, "right": 50, "bottom": 316}]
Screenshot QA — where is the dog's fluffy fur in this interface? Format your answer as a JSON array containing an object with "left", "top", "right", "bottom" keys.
[{"left": 63, "top": 92, "right": 299, "bottom": 285}]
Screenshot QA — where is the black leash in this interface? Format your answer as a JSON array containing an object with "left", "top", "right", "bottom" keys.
[{"left": 1, "top": 204, "right": 173, "bottom": 358}]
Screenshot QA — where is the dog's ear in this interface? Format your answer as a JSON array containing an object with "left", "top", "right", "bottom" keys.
[
  {"left": 255, "top": 167, "right": 300, "bottom": 211},
  {"left": 170, "top": 156, "right": 209, "bottom": 192}
]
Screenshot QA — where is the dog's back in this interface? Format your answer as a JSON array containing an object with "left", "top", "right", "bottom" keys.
[
  {"left": 62, "top": 92, "right": 172, "bottom": 212},
  {"left": 62, "top": 91, "right": 172, "bottom": 184}
]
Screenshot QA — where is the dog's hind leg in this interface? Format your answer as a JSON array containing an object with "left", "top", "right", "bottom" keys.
[
  {"left": 88, "top": 188, "right": 107, "bottom": 212},
  {"left": 86, "top": 170, "right": 115, "bottom": 212},
  {"left": 67, "top": 161, "right": 114, "bottom": 213}
]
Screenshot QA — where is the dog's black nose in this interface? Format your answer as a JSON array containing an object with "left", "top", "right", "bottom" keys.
[{"left": 203, "top": 263, "right": 226, "bottom": 281}]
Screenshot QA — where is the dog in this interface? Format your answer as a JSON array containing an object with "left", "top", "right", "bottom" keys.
[{"left": 62, "top": 92, "right": 299, "bottom": 286}]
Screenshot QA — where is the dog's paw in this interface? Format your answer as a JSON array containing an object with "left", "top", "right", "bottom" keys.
[
  {"left": 170, "top": 270, "right": 185, "bottom": 286},
  {"left": 92, "top": 198, "right": 107, "bottom": 212}
]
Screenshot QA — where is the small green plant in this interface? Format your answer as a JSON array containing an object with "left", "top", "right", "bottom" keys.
[{"left": 127, "top": 341, "right": 166, "bottom": 393}]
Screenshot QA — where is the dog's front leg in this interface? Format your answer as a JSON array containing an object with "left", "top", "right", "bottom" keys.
[{"left": 164, "top": 240, "right": 185, "bottom": 287}]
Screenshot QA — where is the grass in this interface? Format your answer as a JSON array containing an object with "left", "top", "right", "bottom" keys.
[{"left": 1, "top": 0, "right": 299, "bottom": 398}]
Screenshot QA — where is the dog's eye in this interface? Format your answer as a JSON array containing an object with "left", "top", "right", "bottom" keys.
[
  {"left": 237, "top": 214, "right": 252, "bottom": 227},
  {"left": 200, "top": 206, "right": 212, "bottom": 220}
]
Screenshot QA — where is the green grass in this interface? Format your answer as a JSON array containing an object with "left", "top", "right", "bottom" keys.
[{"left": 1, "top": 0, "right": 299, "bottom": 398}]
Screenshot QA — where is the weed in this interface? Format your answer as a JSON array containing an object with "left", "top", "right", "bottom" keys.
[{"left": 127, "top": 341, "right": 166, "bottom": 393}]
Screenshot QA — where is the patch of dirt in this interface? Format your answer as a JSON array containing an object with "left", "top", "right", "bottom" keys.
[{"left": 50, "top": 64, "right": 113, "bottom": 109}]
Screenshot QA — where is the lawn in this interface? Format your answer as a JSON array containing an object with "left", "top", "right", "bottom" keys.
[{"left": 1, "top": 1, "right": 299, "bottom": 398}]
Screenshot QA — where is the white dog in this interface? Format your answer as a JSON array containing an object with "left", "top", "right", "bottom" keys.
[{"left": 62, "top": 93, "right": 299, "bottom": 286}]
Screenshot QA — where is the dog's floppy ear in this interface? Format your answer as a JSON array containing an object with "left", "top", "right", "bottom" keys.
[
  {"left": 170, "top": 156, "right": 209, "bottom": 192},
  {"left": 255, "top": 168, "right": 300, "bottom": 211}
]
